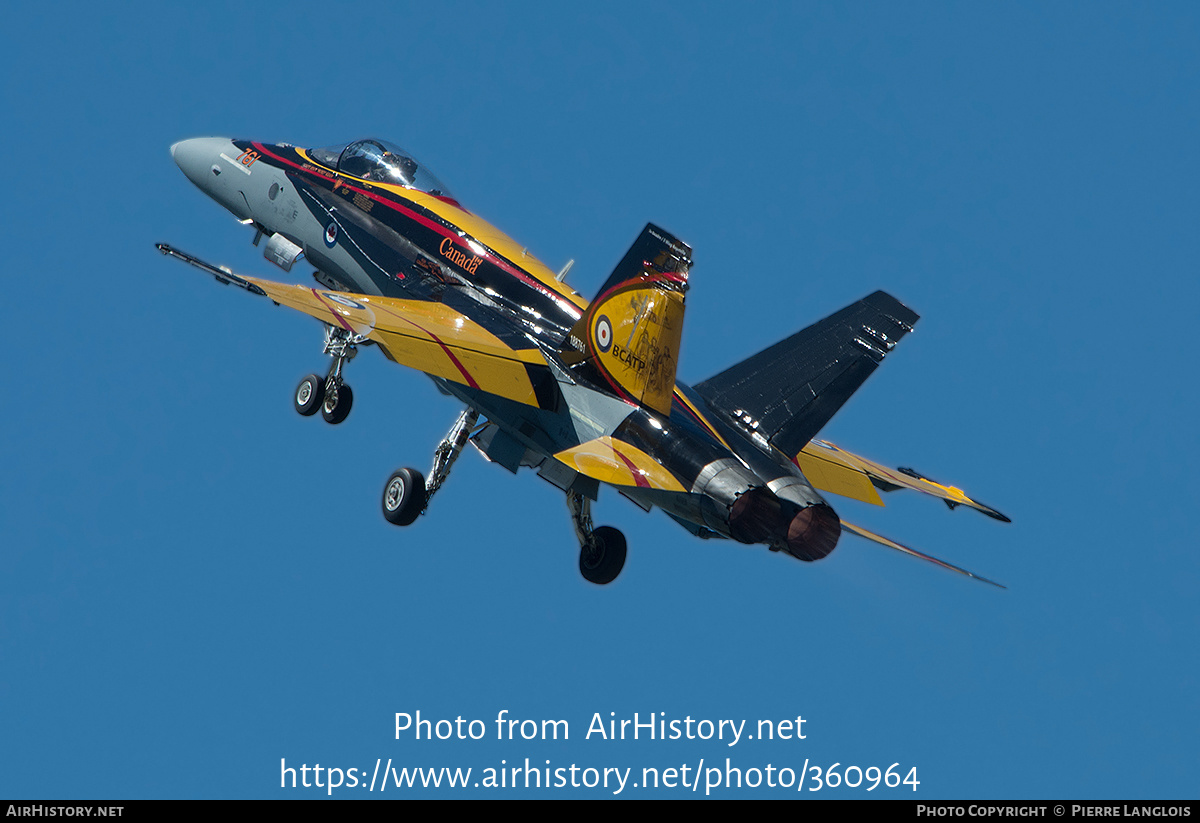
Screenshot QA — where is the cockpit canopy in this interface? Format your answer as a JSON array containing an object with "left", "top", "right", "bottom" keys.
[{"left": 309, "top": 139, "right": 455, "bottom": 200}]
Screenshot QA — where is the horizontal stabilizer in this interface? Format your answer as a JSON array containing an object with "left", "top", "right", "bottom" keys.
[
  {"left": 841, "top": 519, "right": 1005, "bottom": 588},
  {"left": 553, "top": 436, "right": 686, "bottom": 493},
  {"left": 696, "top": 291, "right": 918, "bottom": 455}
]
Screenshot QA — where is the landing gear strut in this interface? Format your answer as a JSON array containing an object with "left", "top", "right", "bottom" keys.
[
  {"left": 293, "top": 324, "right": 366, "bottom": 424},
  {"left": 381, "top": 408, "right": 480, "bottom": 527},
  {"left": 427, "top": 408, "right": 479, "bottom": 500},
  {"left": 568, "top": 490, "right": 627, "bottom": 584}
]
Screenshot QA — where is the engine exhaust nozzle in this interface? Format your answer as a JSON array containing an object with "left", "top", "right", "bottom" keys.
[
  {"left": 728, "top": 490, "right": 841, "bottom": 561},
  {"left": 786, "top": 503, "right": 841, "bottom": 561}
]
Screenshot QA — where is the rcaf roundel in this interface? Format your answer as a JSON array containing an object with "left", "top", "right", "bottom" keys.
[
  {"left": 324, "top": 221, "right": 339, "bottom": 247},
  {"left": 595, "top": 315, "right": 613, "bottom": 353},
  {"left": 323, "top": 293, "right": 365, "bottom": 310}
]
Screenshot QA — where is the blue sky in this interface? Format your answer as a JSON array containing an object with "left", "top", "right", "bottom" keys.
[{"left": 2, "top": 2, "right": 1197, "bottom": 799}]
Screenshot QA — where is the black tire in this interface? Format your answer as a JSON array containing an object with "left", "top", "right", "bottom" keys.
[
  {"left": 321, "top": 383, "right": 354, "bottom": 424},
  {"left": 294, "top": 374, "right": 325, "bottom": 416},
  {"left": 579, "top": 526, "right": 627, "bottom": 584},
  {"left": 382, "top": 468, "right": 427, "bottom": 526}
]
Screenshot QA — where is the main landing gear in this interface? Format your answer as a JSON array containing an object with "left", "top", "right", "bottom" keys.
[
  {"left": 294, "top": 325, "right": 366, "bottom": 424},
  {"left": 568, "top": 490, "right": 627, "bottom": 585},
  {"left": 382, "top": 467, "right": 426, "bottom": 526},
  {"left": 379, "top": 409, "right": 628, "bottom": 585},
  {"left": 381, "top": 408, "right": 479, "bottom": 527}
]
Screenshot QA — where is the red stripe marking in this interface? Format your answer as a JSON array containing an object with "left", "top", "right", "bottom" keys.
[
  {"left": 609, "top": 442, "right": 651, "bottom": 489},
  {"left": 591, "top": 271, "right": 688, "bottom": 308},
  {"left": 594, "top": 366, "right": 637, "bottom": 405},
  {"left": 369, "top": 302, "right": 481, "bottom": 390},
  {"left": 311, "top": 289, "right": 355, "bottom": 332}
]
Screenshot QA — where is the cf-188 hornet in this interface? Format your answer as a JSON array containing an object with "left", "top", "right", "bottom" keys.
[{"left": 161, "top": 137, "right": 1009, "bottom": 586}]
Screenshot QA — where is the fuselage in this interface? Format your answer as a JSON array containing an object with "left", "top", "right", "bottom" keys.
[
  {"left": 172, "top": 137, "right": 585, "bottom": 349},
  {"left": 171, "top": 137, "right": 840, "bottom": 559}
]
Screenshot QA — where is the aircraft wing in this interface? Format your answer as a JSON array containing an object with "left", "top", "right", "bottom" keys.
[
  {"left": 797, "top": 438, "right": 1010, "bottom": 522},
  {"left": 694, "top": 291, "right": 920, "bottom": 457},
  {"left": 157, "top": 245, "right": 552, "bottom": 408}
]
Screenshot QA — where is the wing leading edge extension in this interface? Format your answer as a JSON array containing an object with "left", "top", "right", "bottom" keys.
[{"left": 157, "top": 244, "right": 553, "bottom": 409}]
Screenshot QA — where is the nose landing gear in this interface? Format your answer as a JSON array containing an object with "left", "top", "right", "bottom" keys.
[
  {"left": 321, "top": 383, "right": 353, "bottom": 424},
  {"left": 293, "top": 373, "right": 325, "bottom": 416},
  {"left": 293, "top": 324, "right": 366, "bottom": 424}
]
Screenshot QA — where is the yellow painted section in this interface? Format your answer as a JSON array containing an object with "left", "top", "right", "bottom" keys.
[
  {"left": 799, "top": 439, "right": 993, "bottom": 514},
  {"left": 554, "top": 436, "right": 686, "bottom": 493},
  {"left": 373, "top": 331, "right": 538, "bottom": 406},
  {"left": 359, "top": 295, "right": 515, "bottom": 353},
  {"left": 249, "top": 279, "right": 523, "bottom": 354},
  {"left": 591, "top": 283, "right": 685, "bottom": 417},
  {"left": 409, "top": 193, "right": 587, "bottom": 308},
  {"left": 794, "top": 449, "right": 884, "bottom": 506},
  {"left": 244, "top": 277, "right": 545, "bottom": 406}
]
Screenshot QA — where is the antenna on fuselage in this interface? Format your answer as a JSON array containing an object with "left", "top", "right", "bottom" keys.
[{"left": 556, "top": 259, "right": 575, "bottom": 282}]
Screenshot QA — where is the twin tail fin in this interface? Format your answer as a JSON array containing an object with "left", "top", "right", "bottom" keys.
[{"left": 560, "top": 224, "right": 691, "bottom": 417}]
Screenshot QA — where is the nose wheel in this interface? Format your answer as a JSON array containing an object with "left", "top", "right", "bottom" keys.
[
  {"left": 321, "top": 383, "right": 353, "bottom": 424},
  {"left": 294, "top": 325, "right": 365, "bottom": 425},
  {"left": 568, "top": 491, "right": 627, "bottom": 584},
  {"left": 293, "top": 374, "right": 324, "bottom": 416}
]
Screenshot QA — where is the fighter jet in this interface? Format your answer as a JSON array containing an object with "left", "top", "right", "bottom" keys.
[{"left": 161, "top": 137, "right": 1008, "bottom": 586}]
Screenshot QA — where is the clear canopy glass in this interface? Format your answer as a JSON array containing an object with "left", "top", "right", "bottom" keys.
[{"left": 310, "top": 139, "right": 454, "bottom": 199}]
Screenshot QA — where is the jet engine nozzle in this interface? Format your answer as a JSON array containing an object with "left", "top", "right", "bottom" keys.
[
  {"left": 728, "top": 487, "right": 786, "bottom": 545},
  {"left": 728, "top": 489, "right": 841, "bottom": 561},
  {"left": 785, "top": 503, "right": 841, "bottom": 561}
]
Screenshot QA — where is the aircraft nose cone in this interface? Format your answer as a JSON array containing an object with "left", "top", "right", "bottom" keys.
[{"left": 171, "top": 136, "right": 236, "bottom": 189}]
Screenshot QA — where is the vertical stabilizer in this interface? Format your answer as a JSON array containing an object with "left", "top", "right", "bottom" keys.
[{"left": 561, "top": 224, "right": 691, "bottom": 416}]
